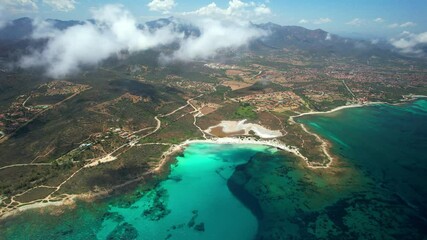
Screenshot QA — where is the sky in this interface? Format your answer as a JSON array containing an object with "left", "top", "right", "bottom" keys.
[{"left": 1, "top": 0, "right": 426, "bottom": 38}]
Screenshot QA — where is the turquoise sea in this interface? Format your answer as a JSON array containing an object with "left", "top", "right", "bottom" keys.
[
  {"left": 1, "top": 100, "right": 427, "bottom": 239},
  {"left": 1, "top": 144, "right": 277, "bottom": 240}
]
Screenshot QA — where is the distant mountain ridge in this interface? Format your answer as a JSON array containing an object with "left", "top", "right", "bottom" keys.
[
  {"left": 0, "top": 17, "right": 400, "bottom": 60},
  {"left": 0, "top": 17, "right": 343, "bottom": 43},
  {"left": 0, "top": 17, "right": 83, "bottom": 40}
]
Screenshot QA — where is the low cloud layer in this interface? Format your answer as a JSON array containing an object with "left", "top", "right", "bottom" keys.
[
  {"left": 20, "top": 4, "right": 266, "bottom": 78},
  {"left": 20, "top": 5, "right": 181, "bottom": 77},
  {"left": 390, "top": 31, "right": 427, "bottom": 54},
  {"left": 165, "top": 19, "right": 265, "bottom": 61},
  {"left": 0, "top": 5, "right": 7, "bottom": 29}
]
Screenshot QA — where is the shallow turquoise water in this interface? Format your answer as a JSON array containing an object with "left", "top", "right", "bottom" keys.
[
  {"left": 1, "top": 143, "right": 276, "bottom": 240},
  {"left": 96, "top": 143, "right": 276, "bottom": 240}
]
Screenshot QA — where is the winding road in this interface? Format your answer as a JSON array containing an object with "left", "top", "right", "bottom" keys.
[{"left": 0, "top": 94, "right": 208, "bottom": 218}]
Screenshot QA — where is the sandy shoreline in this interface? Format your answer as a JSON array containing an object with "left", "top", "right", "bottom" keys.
[
  {"left": 162, "top": 136, "right": 339, "bottom": 170},
  {"left": 288, "top": 97, "right": 427, "bottom": 168},
  {"left": 289, "top": 102, "right": 384, "bottom": 123},
  {"left": 0, "top": 196, "right": 76, "bottom": 220},
  {"left": 287, "top": 102, "right": 390, "bottom": 168},
  {"left": 0, "top": 136, "right": 312, "bottom": 220},
  {"left": 181, "top": 137, "right": 302, "bottom": 155},
  {"left": 291, "top": 96, "right": 427, "bottom": 122}
]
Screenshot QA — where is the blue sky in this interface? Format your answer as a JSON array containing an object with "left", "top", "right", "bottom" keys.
[{"left": 2, "top": 0, "right": 427, "bottom": 38}]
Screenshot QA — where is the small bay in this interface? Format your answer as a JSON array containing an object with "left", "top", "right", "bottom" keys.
[{"left": 1, "top": 143, "right": 277, "bottom": 240}]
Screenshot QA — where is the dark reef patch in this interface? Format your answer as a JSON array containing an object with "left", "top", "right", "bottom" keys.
[
  {"left": 106, "top": 222, "right": 138, "bottom": 240},
  {"left": 227, "top": 155, "right": 264, "bottom": 220},
  {"left": 141, "top": 187, "right": 171, "bottom": 221}
]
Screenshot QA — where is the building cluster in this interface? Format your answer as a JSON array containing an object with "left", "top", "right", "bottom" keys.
[
  {"left": 41, "top": 81, "right": 90, "bottom": 96},
  {"left": 165, "top": 80, "right": 216, "bottom": 93},
  {"left": 0, "top": 81, "right": 90, "bottom": 135},
  {"left": 0, "top": 95, "right": 39, "bottom": 134}
]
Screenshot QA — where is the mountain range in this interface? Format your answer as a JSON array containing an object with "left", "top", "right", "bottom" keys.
[{"left": 0, "top": 17, "right": 408, "bottom": 61}]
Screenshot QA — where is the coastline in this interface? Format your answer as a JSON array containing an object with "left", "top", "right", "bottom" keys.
[
  {"left": 0, "top": 195, "right": 77, "bottom": 221},
  {"left": 288, "top": 97, "right": 427, "bottom": 168},
  {"left": 0, "top": 137, "right": 310, "bottom": 221},
  {"left": 290, "top": 95, "right": 427, "bottom": 122},
  {"left": 159, "top": 136, "right": 337, "bottom": 170},
  {"left": 2, "top": 97, "right": 426, "bottom": 221},
  {"left": 289, "top": 102, "right": 384, "bottom": 123}
]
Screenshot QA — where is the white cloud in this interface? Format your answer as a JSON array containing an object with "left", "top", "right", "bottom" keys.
[
  {"left": 43, "top": 0, "right": 76, "bottom": 12},
  {"left": 313, "top": 18, "right": 332, "bottom": 24},
  {"left": 390, "top": 31, "right": 427, "bottom": 54},
  {"left": 19, "top": 4, "right": 267, "bottom": 77},
  {"left": 325, "top": 33, "right": 332, "bottom": 41},
  {"left": 147, "top": 0, "right": 176, "bottom": 14},
  {"left": 254, "top": 4, "right": 271, "bottom": 16},
  {"left": 346, "top": 18, "right": 363, "bottom": 26},
  {"left": 182, "top": 0, "right": 271, "bottom": 20},
  {"left": 388, "top": 21, "right": 416, "bottom": 28},
  {"left": 298, "top": 18, "right": 332, "bottom": 25},
  {"left": 185, "top": 3, "right": 217, "bottom": 15},
  {"left": 374, "top": 17, "right": 384, "bottom": 23},
  {"left": 388, "top": 23, "right": 399, "bottom": 28},
  {"left": 0, "top": 0, "right": 38, "bottom": 13},
  {"left": 400, "top": 21, "right": 416, "bottom": 28},
  {"left": 298, "top": 19, "right": 309, "bottom": 24}
]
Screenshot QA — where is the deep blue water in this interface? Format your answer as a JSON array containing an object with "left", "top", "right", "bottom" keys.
[{"left": 298, "top": 100, "right": 427, "bottom": 214}]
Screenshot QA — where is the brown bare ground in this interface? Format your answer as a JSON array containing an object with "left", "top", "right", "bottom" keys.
[
  {"left": 221, "top": 81, "right": 253, "bottom": 91},
  {"left": 225, "top": 70, "right": 245, "bottom": 76},
  {"left": 14, "top": 187, "right": 56, "bottom": 203},
  {"left": 200, "top": 103, "right": 221, "bottom": 115}
]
